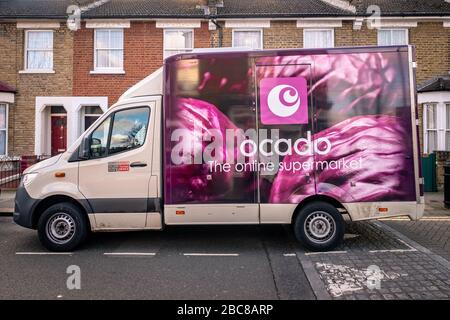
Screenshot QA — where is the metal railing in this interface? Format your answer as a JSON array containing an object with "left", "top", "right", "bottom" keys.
[{"left": 0, "top": 155, "right": 50, "bottom": 189}]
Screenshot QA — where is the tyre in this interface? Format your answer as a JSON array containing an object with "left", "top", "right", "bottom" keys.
[
  {"left": 37, "top": 202, "right": 88, "bottom": 252},
  {"left": 294, "top": 201, "right": 344, "bottom": 252}
]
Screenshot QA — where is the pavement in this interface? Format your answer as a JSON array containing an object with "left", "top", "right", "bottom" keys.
[
  {"left": 0, "top": 190, "right": 14, "bottom": 214},
  {"left": 382, "top": 192, "right": 450, "bottom": 264},
  {"left": 0, "top": 192, "right": 449, "bottom": 300}
]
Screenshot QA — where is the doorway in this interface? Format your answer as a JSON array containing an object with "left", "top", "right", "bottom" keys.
[{"left": 50, "top": 106, "right": 67, "bottom": 156}]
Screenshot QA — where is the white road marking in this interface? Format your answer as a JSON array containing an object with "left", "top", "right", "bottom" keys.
[
  {"left": 368, "top": 249, "right": 416, "bottom": 253},
  {"left": 420, "top": 217, "right": 450, "bottom": 221},
  {"left": 183, "top": 253, "right": 239, "bottom": 257},
  {"left": 315, "top": 262, "right": 407, "bottom": 298},
  {"left": 283, "top": 253, "right": 297, "bottom": 257},
  {"left": 344, "top": 233, "right": 360, "bottom": 240},
  {"left": 397, "top": 238, "right": 418, "bottom": 251},
  {"left": 103, "top": 252, "right": 156, "bottom": 256},
  {"left": 15, "top": 252, "right": 73, "bottom": 255},
  {"left": 368, "top": 238, "right": 417, "bottom": 253},
  {"left": 304, "top": 251, "right": 347, "bottom": 256}
]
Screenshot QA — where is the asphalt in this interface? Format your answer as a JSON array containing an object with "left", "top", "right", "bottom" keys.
[
  {"left": 0, "top": 217, "right": 316, "bottom": 300},
  {"left": 2, "top": 192, "right": 450, "bottom": 300}
]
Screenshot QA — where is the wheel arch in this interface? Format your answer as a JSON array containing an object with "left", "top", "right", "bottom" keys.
[
  {"left": 291, "top": 194, "right": 346, "bottom": 224},
  {"left": 32, "top": 195, "right": 92, "bottom": 230}
]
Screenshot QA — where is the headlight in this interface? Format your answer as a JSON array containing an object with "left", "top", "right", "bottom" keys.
[{"left": 22, "top": 172, "right": 39, "bottom": 186}]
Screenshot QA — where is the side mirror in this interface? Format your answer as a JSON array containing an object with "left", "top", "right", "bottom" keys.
[
  {"left": 79, "top": 135, "right": 91, "bottom": 160},
  {"left": 92, "top": 138, "right": 101, "bottom": 146}
]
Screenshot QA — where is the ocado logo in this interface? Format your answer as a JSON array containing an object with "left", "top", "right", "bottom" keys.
[
  {"left": 267, "top": 85, "right": 301, "bottom": 118},
  {"left": 260, "top": 77, "right": 308, "bottom": 125}
]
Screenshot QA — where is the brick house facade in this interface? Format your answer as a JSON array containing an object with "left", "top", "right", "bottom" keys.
[
  {"left": 73, "top": 21, "right": 210, "bottom": 105},
  {"left": 0, "top": 22, "right": 74, "bottom": 156},
  {"left": 1, "top": 0, "right": 450, "bottom": 187}
]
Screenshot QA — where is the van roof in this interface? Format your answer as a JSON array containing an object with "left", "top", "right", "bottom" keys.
[{"left": 164, "top": 45, "right": 411, "bottom": 65}]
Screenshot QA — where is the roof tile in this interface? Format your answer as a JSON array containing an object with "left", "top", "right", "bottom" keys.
[{"left": 1, "top": 0, "right": 450, "bottom": 19}]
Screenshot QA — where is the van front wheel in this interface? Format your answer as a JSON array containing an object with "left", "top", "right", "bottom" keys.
[
  {"left": 294, "top": 202, "right": 344, "bottom": 252},
  {"left": 37, "top": 202, "right": 88, "bottom": 252}
]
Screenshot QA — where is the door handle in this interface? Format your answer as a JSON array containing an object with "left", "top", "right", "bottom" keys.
[{"left": 130, "top": 161, "right": 147, "bottom": 168}]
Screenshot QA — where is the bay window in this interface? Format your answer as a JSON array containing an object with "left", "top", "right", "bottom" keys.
[
  {"left": 0, "top": 104, "right": 8, "bottom": 155},
  {"left": 423, "top": 102, "right": 450, "bottom": 153},
  {"left": 83, "top": 106, "right": 103, "bottom": 132},
  {"left": 424, "top": 103, "right": 438, "bottom": 153}
]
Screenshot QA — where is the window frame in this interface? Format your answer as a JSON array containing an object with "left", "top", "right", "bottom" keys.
[
  {"left": 423, "top": 102, "right": 438, "bottom": 154},
  {"left": 24, "top": 30, "right": 54, "bottom": 72},
  {"left": 377, "top": 28, "right": 409, "bottom": 46},
  {"left": 422, "top": 102, "right": 450, "bottom": 154},
  {"left": 163, "top": 28, "right": 194, "bottom": 59},
  {"left": 88, "top": 106, "right": 151, "bottom": 159},
  {"left": 81, "top": 105, "right": 103, "bottom": 132},
  {"left": 232, "top": 28, "right": 264, "bottom": 50},
  {"left": 0, "top": 103, "right": 8, "bottom": 156},
  {"left": 93, "top": 28, "right": 125, "bottom": 73},
  {"left": 446, "top": 103, "right": 450, "bottom": 151},
  {"left": 303, "top": 28, "right": 335, "bottom": 49}
]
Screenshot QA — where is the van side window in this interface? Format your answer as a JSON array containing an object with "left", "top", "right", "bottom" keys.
[
  {"left": 90, "top": 116, "right": 111, "bottom": 158},
  {"left": 108, "top": 107, "right": 150, "bottom": 155}
]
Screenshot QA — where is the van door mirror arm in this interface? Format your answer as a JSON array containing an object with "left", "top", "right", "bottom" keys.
[{"left": 79, "top": 135, "right": 91, "bottom": 160}]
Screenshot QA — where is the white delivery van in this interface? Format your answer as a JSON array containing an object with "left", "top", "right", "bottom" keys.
[{"left": 14, "top": 46, "right": 424, "bottom": 251}]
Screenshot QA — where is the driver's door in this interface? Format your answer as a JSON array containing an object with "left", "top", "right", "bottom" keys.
[{"left": 78, "top": 104, "right": 154, "bottom": 230}]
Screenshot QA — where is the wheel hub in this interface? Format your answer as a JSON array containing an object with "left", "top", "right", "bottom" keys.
[
  {"left": 46, "top": 213, "right": 76, "bottom": 244},
  {"left": 304, "top": 211, "right": 336, "bottom": 244}
]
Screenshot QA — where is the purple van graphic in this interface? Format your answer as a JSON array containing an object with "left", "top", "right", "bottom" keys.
[
  {"left": 260, "top": 77, "right": 308, "bottom": 125},
  {"left": 165, "top": 49, "right": 417, "bottom": 205}
]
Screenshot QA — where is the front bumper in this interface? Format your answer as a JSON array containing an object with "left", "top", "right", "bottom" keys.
[{"left": 13, "top": 182, "right": 39, "bottom": 229}]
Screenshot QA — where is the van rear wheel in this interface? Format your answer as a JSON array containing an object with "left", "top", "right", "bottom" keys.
[
  {"left": 37, "top": 202, "right": 88, "bottom": 252},
  {"left": 294, "top": 202, "right": 344, "bottom": 252}
]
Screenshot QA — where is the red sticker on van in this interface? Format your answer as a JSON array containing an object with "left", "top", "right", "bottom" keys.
[{"left": 108, "top": 161, "right": 130, "bottom": 172}]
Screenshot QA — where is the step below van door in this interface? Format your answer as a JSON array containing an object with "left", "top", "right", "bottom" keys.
[
  {"left": 255, "top": 61, "right": 317, "bottom": 223},
  {"left": 78, "top": 101, "right": 156, "bottom": 230}
]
